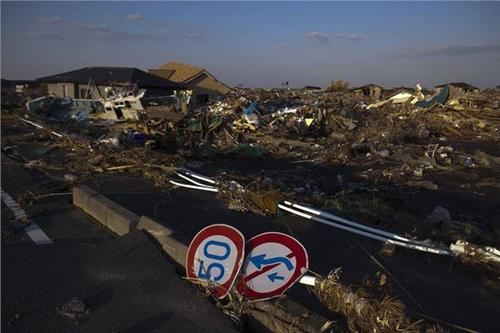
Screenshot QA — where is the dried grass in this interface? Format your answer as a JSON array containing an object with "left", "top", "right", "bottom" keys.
[
  {"left": 186, "top": 277, "right": 250, "bottom": 330},
  {"left": 313, "top": 269, "right": 423, "bottom": 333}
]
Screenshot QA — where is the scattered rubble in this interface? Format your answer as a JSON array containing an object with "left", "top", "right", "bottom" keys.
[
  {"left": 56, "top": 297, "right": 89, "bottom": 320},
  {"left": 2, "top": 81, "right": 499, "bottom": 332},
  {"left": 3, "top": 82, "right": 499, "bottom": 249}
]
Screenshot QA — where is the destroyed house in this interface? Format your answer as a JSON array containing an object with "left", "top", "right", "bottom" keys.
[
  {"left": 351, "top": 84, "right": 383, "bottom": 99},
  {"left": 149, "top": 62, "right": 231, "bottom": 106},
  {"left": 435, "top": 82, "right": 480, "bottom": 94},
  {"left": 382, "top": 86, "right": 414, "bottom": 99},
  {"left": 303, "top": 85, "right": 322, "bottom": 90},
  {"left": 37, "top": 67, "right": 181, "bottom": 99}
]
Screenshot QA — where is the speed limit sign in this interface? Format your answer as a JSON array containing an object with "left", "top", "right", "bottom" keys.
[{"left": 186, "top": 224, "right": 245, "bottom": 299}]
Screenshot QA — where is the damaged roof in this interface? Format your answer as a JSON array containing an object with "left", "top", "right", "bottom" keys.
[
  {"left": 37, "top": 67, "right": 180, "bottom": 88},
  {"left": 386, "top": 86, "right": 415, "bottom": 92},
  {"left": 154, "top": 62, "right": 206, "bottom": 83},
  {"left": 435, "top": 82, "right": 479, "bottom": 90},
  {"left": 147, "top": 69, "right": 176, "bottom": 81}
]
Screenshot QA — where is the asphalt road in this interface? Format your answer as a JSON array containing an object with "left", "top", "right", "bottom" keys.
[{"left": 1, "top": 155, "right": 238, "bottom": 333}]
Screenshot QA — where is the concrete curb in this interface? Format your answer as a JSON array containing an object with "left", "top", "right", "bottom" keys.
[
  {"left": 73, "top": 186, "right": 139, "bottom": 236},
  {"left": 248, "top": 298, "right": 332, "bottom": 333},
  {"left": 72, "top": 185, "right": 332, "bottom": 333},
  {"left": 136, "top": 216, "right": 189, "bottom": 268}
]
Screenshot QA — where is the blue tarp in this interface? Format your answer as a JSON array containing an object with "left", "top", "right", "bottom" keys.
[
  {"left": 416, "top": 85, "right": 449, "bottom": 109},
  {"left": 243, "top": 101, "right": 258, "bottom": 115}
]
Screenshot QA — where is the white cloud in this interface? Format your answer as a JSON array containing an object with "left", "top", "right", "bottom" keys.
[
  {"left": 305, "top": 32, "right": 329, "bottom": 44},
  {"left": 335, "top": 33, "right": 366, "bottom": 42},
  {"left": 273, "top": 42, "right": 286, "bottom": 49},
  {"left": 125, "top": 14, "right": 144, "bottom": 21}
]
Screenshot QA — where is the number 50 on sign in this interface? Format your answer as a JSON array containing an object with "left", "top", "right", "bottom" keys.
[{"left": 186, "top": 224, "right": 245, "bottom": 299}]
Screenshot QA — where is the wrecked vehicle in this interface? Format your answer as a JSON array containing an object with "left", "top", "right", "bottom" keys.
[
  {"left": 25, "top": 95, "right": 103, "bottom": 123},
  {"left": 25, "top": 86, "right": 193, "bottom": 126},
  {"left": 100, "top": 86, "right": 191, "bottom": 122}
]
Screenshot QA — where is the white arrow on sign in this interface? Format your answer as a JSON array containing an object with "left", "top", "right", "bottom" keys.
[{"left": 237, "top": 232, "right": 308, "bottom": 300}]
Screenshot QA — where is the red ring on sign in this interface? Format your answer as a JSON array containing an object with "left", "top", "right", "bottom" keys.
[{"left": 237, "top": 232, "right": 308, "bottom": 300}]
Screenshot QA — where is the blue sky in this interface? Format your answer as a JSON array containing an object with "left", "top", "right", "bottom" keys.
[{"left": 2, "top": 1, "right": 499, "bottom": 89}]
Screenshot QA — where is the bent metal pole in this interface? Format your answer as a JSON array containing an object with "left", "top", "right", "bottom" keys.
[
  {"left": 277, "top": 204, "right": 453, "bottom": 256},
  {"left": 282, "top": 201, "right": 433, "bottom": 247}
]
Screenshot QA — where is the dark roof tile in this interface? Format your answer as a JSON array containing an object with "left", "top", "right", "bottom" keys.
[{"left": 37, "top": 67, "right": 180, "bottom": 88}]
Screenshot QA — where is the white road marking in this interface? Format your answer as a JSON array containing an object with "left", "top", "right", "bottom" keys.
[
  {"left": 1, "top": 190, "right": 28, "bottom": 220},
  {"left": 24, "top": 222, "right": 53, "bottom": 245},
  {"left": 1, "top": 188, "right": 53, "bottom": 245}
]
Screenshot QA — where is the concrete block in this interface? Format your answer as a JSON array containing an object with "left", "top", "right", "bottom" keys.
[
  {"left": 136, "top": 216, "right": 175, "bottom": 237},
  {"left": 73, "top": 185, "right": 138, "bottom": 236},
  {"left": 72, "top": 185, "right": 98, "bottom": 211},
  {"left": 105, "top": 202, "right": 139, "bottom": 236},
  {"left": 137, "top": 216, "right": 188, "bottom": 267},
  {"left": 86, "top": 195, "right": 111, "bottom": 225},
  {"left": 160, "top": 236, "right": 188, "bottom": 268}
]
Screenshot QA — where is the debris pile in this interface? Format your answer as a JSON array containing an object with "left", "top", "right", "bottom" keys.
[
  {"left": 6, "top": 82, "right": 500, "bottom": 248},
  {"left": 314, "top": 270, "right": 423, "bottom": 333},
  {"left": 149, "top": 85, "right": 500, "bottom": 169},
  {"left": 2, "top": 80, "right": 499, "bottom": 332},
  {"left": 216, "top": 180, "right": 284, "bottom": 216}
]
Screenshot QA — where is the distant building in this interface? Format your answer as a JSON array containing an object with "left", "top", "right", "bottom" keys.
[
  {"left": 351, "top": 84, "right": 384, "bottom": 99},
  {"left": 303, "top": 85, "right": 322, "bottom": 90},
  {"left": 37, "top": 67, "right": 181, "bottom": 99},
  {"left": 435, "top": 82, "right": 480, "bottom": 94},
  {"left": 382, "top": 86, "right": 414, "bottom": 99},
  {"left": 149, "top": 62, "right": 231, "bottom": 106},
  {"left": 1, "top": 79, "right": 38, "bottom": 94},
  {"left": 1, "top": 79, "right": 38, "bottom": 88}
]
